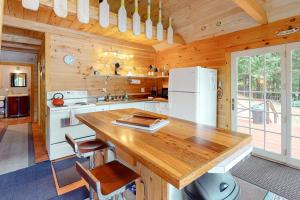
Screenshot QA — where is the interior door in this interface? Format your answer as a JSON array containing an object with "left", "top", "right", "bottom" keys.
[
  {"left": 231, "top": 45, "right": 286, "bottom": 162},
  {"left": 286, "top": 42, "right": 300, "bottom": 167}
]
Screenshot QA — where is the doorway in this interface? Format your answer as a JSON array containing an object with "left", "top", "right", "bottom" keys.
[{"left": 231, "top": 42, "right": 300, "bottom": 168}]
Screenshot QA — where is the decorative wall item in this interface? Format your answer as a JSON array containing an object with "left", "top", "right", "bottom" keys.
[
  {"left": 132, "top": 0, "right": 141, "bottom": 36},
  {"left": 157, "top": 0, "right": 163, "bottom": 41},
  {"left": 114, "top": 63, "right": 121, "bottom": 75},
  {"left": 54, "top": 0, "right": 68, "bottom": 18},
  {"left": 63, "top": 55, "right": 75, "bottom": 65},
  {"left": 118, "top": 0, "right": 127, "bottom": 32},
  {"left": 77, "top": 0, "right": 89, "bottom": 24},
  {"left": 167, "top": 17, "right": 174, "bottom": 44},
  {"left": 22, "top": 0, "right": 39, "bottom": 11},
  {"left": 145, "top": 0, "right": 153, "bottom": 39},
  {"left": 99, "top": 0, "right": 110, "bottom": 28}
]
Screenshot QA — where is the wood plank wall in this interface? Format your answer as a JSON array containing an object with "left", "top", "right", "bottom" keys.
[
  {"left": 47, "top": 33, "right": 160, "bottom": 97},
  {"left": 157, "top": 15, "right": 300, "bottom": 129}
]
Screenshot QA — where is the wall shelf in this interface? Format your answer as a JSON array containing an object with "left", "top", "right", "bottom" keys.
[{"left": 93, "top": 74, "right": 169, "bottom": 79}]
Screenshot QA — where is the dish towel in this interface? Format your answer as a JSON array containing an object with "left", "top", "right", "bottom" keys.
[{"left": 70, "top": 109, "right": 80, "bottom": 126}]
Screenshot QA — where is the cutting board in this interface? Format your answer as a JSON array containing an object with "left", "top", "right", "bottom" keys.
[{"left": 116, "top": 113, "right": 165, "bottom": 128}]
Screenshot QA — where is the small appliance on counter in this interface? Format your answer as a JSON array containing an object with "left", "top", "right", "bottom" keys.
[
  {"left": 51, "top": 92, "right": 64, "bottom": 107},
  {"left": 150, "top": 86, "right": 157, "bottom": 97},
  {"left": 161, "top": 88, "right": 168, "bottom": 99}
]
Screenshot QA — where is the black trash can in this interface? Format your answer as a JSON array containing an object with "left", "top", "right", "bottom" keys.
[{"left": 183, "top": 172, "right": 240, "bottom": 200}]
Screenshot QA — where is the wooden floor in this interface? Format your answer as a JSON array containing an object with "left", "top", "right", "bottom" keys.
[
  {"left": 32, "top": 123, "right": 49, "bottom": 163},
  {"left": 0, "top": 116, "right": 32, "bottom": 125}
]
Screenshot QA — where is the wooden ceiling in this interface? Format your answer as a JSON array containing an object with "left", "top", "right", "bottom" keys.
[
  {"left": 1, "top": 26, "right": 43, "bottom": 54},
  {"left": 2, "top": 0, "right": 300, "bottom": 50},
  {"left": 99, "top": 0, "right": 300, "bottom": 43}
]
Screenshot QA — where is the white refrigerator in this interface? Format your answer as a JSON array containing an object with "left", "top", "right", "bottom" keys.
[{"left": 168, "top": 66, "right": 217, "bottom": 126}]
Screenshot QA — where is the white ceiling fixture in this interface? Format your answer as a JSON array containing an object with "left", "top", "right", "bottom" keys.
[
  {"left": 157, "top": 0, "right": 163, "bottom": 41},
  {"left": 22, "top": 0, "right": 39, "bottom": 11},
  {"left": 118, "top": 0, "right": 127, "bottom": 32},
  {"left": 77, "top": 0, "right": 89, "bottom": 24},
  {"left": 167, "top": 17, "right": 173, "bottom": 44},
  {"left": 145, "top": 0, "right": 153, "bottom": 39},
  {"left": 276, "top": 26, "right": 299, "bottom": 36},
  {"left": 132, "top": 0, "right": 141, "bottom": 36},
  {"left": 54, "top": 0, "right": 68, "bottom": 18}
]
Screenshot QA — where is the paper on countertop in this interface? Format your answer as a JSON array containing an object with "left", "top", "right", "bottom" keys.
[{"left": 112, "top": 120, "right": 169, "bottom": 132}]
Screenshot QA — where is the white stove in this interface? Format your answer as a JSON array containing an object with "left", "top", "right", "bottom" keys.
[{"left": 46, "top": 91, "right": 97, "bottom": 160}]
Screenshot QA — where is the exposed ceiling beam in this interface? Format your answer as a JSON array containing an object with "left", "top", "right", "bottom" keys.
[
  {"left": 0, "top": 0, "right": 4, "bottom": 49},
  {"left": 1, "top": 41, "right": 40, "bottom": 50},
  {"left": 2, "top": 33, "right": 42, "bottom": 45},
  {"left": 1, "top": 46, "right": 38, "bottom": 54},
  {"left": 232, "top": 0, "right": 268, "bottom": 24},
  {"left": 37, "top": 0, "right": 185, "bottom": 46}
]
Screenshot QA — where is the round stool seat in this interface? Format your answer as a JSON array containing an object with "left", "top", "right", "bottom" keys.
[{"left": 77, "top": 139, "right": 109, "bottom": 154}]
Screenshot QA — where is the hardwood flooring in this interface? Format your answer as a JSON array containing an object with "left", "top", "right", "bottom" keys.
[
  {"left": 32, "top": 123, "right": 49, "bottom": 163},
  {"left": 0, "top": 116, "right": 32, "bottom": 125}
]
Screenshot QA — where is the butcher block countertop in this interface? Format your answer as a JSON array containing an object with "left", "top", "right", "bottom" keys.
[{"left": 76, "top": 109, "right": 251, "bottom": 189}]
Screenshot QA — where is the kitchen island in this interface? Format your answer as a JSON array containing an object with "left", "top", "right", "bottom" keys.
[{"left": 76, "top": 108, "right": 252, "bottom": 200}]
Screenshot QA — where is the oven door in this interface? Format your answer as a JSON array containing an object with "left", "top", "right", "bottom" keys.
[{"left": 48, "top": 106, "right": 96, "bottom": 145}]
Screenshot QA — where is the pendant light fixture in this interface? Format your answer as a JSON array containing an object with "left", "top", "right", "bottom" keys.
[
  {"left": 167, "top": 17, "right": 174, "bottom": 44},
  {"left": 99, "top": 0, "right": 110, "bottom": 28},
  {"left": 157, "top": 0, "right": 163, "bottom": 41},
  {"left": 54, "top": 0, "right": 68, "bottom": 18},
  {"left": 132, "top": 0, "right": 141, "bottom": 36},
  {"left": 77, "top": 0, "right": 89, "bottom": 24},
  {"left": 145, "top": 0, "right": 153, "bottom": 39},
  {"left": 22, "top": 0, "right": 39, "bottom": 11},
  {"left": 118, "top": 0, "right": 127, "bottom": 32}
]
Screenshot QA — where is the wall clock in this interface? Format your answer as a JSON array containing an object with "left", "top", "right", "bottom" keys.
[{"left": 63, "top": 55, "right": 75, "bottom": 65}]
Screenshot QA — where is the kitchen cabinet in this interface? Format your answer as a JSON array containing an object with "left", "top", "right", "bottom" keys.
[
  {"left": 159, "top": 102, "right": 169, "bottom": 115},
  {"left": 144, "top": 101, "right": 160, "bottom": 113},
  {"left": 7, "top": 95, "right": 30, "bottom": 118},
  {"left": 109, "top": 102, "right": 145, "bottom": 110},
  {"left": 95, "top": 105, "right": 109, "bottom": 112}
]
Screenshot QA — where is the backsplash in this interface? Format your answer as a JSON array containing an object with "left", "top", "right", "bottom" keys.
[{"left": 47, "top": 33, "right": 162, "bottom": 97}]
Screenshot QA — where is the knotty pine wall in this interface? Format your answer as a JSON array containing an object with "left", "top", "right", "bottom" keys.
[
  {"left": 157, "top": 15, "right": 300, "bottom": 129},
  {"left": 47, "top": 33, "right": 161, "bottom": 97}
]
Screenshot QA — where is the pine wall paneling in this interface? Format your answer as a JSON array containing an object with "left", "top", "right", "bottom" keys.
[{"left": 47, "top": 33, "right": 160, "bottom": 97}]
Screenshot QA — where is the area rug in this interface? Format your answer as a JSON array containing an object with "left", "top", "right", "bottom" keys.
[
  {"left": 0, "top": 160, "right": 89, "bottom": 200},
  {"left": 0, "top": 123, "right": 35, "bottom": 175},
  {"left": 231, "top": 156, "right": 300, "bottom": 200}
]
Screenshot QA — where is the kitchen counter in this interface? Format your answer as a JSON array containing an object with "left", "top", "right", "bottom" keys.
[
  {"left": 7, "top": 94, "right": 29, "bottom": 97},
  {"left": 76, "top": 108, "right": 251, "bottom": 199},
  {"left": 95, "top": 97, "right": 168, "bottom": 106}
]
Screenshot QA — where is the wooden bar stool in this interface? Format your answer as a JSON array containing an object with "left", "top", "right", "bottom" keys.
[
  {"left": 76, "top": 160, "right": 140, "bottom": 200},
  {"left": 65, "top": 134, "right": 115, "bottom": 169}
]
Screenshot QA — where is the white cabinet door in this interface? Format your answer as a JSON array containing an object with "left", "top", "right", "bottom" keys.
[
  {"left": 159, "top": 102, "right": 169, "bottom": 115},
  {"left": 95, "top": 105, "right": 109, "bottom": 112},
  {"left": 144, "top": 102, "right": 160, "bottom": 113},
  {"left": 109, "top": 102, "right": 145, "bottom": 110}
]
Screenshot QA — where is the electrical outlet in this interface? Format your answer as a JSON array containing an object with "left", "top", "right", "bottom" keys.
[
  {"left": 102, "top": 88, "right": 107, "bottom": 92},
  {"left": 141, "top": 88, "right": 145, "bottom": 93}
]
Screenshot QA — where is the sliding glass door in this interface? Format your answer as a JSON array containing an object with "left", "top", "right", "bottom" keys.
[
  {"left": 231, "top": 46, "right": 286, "bottom": 162},
  {"left": 287, "top": 42, "right": 300, "bottom": 167},
  {"left": 232, "top": 42, "right": 300, "bottom": 167}
]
